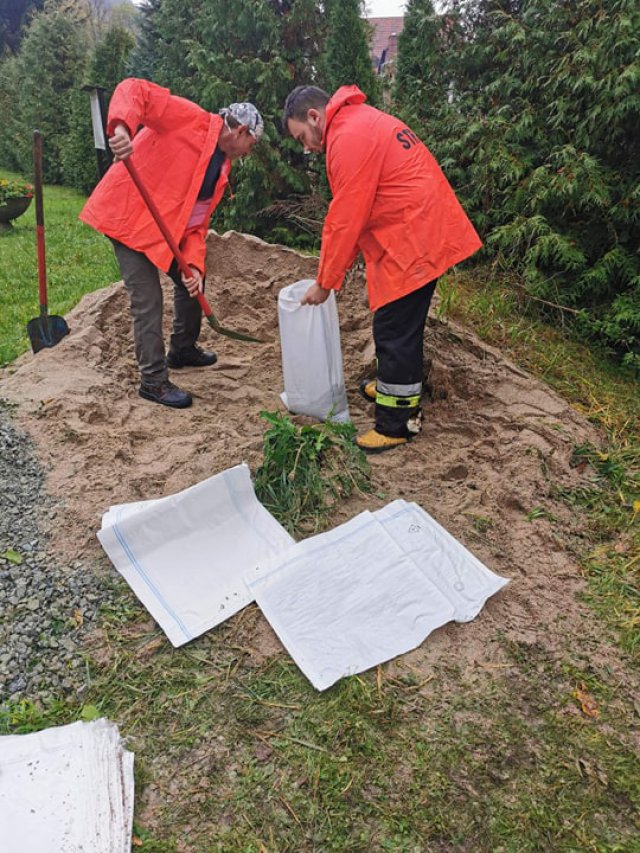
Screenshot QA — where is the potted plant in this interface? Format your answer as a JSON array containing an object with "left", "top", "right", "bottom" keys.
[{"left": 0, "top": 177, "right": 34, "bottom": 231}]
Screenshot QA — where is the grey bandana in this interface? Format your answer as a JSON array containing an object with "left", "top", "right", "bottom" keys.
[{"left": 219, "top": 102, "right": 264, "bottom": 139}]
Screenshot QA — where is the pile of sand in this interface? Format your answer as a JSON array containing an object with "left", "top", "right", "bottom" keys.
[{"left": 0, "top": 230, "right": 611, "bottom": 673}]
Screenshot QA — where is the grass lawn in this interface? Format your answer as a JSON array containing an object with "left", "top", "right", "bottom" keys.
[
  {"left": 1, "top": 177, "right": 639, "bottom": 851},
  {"left": 441, "top": 268, "right": 640, "bottom": 659},
  {"left": 0, "top": 169, "right": 118, "bottom": 366}
]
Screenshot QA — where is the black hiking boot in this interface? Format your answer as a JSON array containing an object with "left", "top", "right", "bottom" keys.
[
  {"left": 139, "top": 379, "right": 192, "bottom": 409},
  {"left": 167, "top": 346, "right": 218, "bottom": 369}
]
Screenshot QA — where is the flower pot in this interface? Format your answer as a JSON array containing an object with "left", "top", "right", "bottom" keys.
[{"left": 0, "top": 195, "right": 32, "bottom": 232}]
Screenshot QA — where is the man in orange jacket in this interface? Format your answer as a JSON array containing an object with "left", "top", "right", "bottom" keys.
[
  {"left": 81, "top": 78, "right": 263, "bottom": 408},
  {"left": 282, "top": 85, "right": 482, "bottom": 451}
]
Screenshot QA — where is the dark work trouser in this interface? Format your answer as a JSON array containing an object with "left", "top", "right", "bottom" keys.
[
  {"left": 373, "top": 280, "right": 437, "bottom": 438},
  {"left": 112, "top": 241, "right": 203, "bottom": 383}
]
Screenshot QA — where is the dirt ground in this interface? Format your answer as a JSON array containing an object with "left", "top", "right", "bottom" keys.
[{"left": 0, "top": 230, "right": 615, "bottom": 679}]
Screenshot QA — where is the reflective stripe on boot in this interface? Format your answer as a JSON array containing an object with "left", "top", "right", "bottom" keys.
[
  {"left": 360, "top": 379, "right": 422, "bottom": 407},
  {"left": 375, "top": 379, "right": 421, "bottom": 409}
]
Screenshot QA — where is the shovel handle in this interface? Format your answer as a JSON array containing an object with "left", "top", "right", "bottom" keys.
[
  {"left": 33, "top": 130, "right": 48, "bottom": 313},
  {"left": 123, "top": 158, "right": 212, "bottom": 317}
]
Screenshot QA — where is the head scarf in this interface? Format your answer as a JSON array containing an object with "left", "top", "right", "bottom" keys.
[{"left": 219, "top": 103, "right": 264, "bottom": 140}]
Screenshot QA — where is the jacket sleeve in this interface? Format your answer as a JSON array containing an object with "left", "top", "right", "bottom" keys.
[
  {"left": 316, "top": 127, "right": 386, "bottom": 291},
  {"left": 106, "top": 78, "right": 173, "bottom": 138},
  {"left": 179, "top": 226, "right": 208, "bottom": 275}
]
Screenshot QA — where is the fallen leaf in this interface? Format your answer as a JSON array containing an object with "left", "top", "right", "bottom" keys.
[
  {"left": 573, "top": 683, "right": 599, "bottom": 718},
  {"left": 1, "top": 549, "right": 23, "bottom": 565},
  {"left": 577, "top": 757, "right": 608, "bottom": 785},
  {"left": 80, "top": 704, "right": 101, "bottom": 721}
]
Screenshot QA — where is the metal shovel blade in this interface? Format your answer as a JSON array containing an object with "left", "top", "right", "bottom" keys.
[
  {"left": 28, "top": 131, "right": 71, "bottom": 354},
  {"left": 27, "top": 314, "right": 70, "bottom": 353},
  {"left": 203, "top": 311, "right": 263, "bottom": 343}
]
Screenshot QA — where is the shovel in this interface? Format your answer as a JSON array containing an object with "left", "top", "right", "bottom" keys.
[
  {"left": 27, "top": 130, "right": 70, "bottom": 353},
  {"left": 123, "top": 159, "right": 263, "bottom": 344}
]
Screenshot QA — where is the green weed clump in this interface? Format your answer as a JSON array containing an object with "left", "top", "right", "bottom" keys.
[{"left": 253, "top": 411, "right": 370, "bottom": 537}]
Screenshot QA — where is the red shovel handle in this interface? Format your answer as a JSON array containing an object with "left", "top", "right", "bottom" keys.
[
  {"left": 33, "top": 130, "right": 48, "bottom": 313},
  {"left": 123, "top": 158, "right": 212, "bottom": 317}
]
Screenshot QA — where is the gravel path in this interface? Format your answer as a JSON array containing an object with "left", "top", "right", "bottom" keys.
[{"left": 0, "top": 403, "right": 117, "bottom": 704}]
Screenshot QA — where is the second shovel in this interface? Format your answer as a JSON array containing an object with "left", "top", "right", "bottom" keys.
[{"left": 26, "top": 130, "right": 70, "bottom": 353}]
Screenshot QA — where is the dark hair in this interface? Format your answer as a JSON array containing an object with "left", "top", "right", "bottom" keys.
[{"left": 281, "top": 86, "right": 330, "bottom": 134}]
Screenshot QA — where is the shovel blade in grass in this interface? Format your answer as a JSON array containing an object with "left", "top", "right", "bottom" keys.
[
  {"left": 27, "top": 313, "right": 70, "bottom": 353},
  {"left": 27, "top": 130, "right": 70, "bottom": 354}
]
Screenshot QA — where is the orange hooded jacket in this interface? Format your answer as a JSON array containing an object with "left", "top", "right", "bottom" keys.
[
  {"left": 317, "top": 86, "right": 482, "bottom": 311},
  {"left": 79, "top": 78, "right": 230, "bottom": 275}
]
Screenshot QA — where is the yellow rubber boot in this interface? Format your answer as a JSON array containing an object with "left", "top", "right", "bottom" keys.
[
  {"left": 355, "top": 429, "right": 408, "bottom": 453},
  {"left": 358, "top": 379, "right": 377, "bottom": 403}
]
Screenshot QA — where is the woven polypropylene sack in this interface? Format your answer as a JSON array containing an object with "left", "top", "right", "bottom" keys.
[{"left": 278, "top": 280, "right": 349, "bottom": 423}]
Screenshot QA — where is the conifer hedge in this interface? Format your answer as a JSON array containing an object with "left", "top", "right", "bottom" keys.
[
  {"left": 395, "top": 0, "right": 640, "bottom": 366},
  {"left": 0, "top": 2, "right": 135, "bottom": 191},
  {"left": 129, "top": 0, "right": 375, "bottom": 244}
]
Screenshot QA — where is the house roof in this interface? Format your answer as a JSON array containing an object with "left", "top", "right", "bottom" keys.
[{"left": 366, "top": 16, "right": 405, "bottom": 63}]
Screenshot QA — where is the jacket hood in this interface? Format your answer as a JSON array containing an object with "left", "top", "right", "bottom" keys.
[{"left": 322, "top": 85, "right": 367, "bottom": 144}]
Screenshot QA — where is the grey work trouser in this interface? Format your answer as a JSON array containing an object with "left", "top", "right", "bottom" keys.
[{"left": 112, "top": 241, "right": 202, "bottom": 383}]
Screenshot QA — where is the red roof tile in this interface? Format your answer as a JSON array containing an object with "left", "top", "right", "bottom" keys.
[{"left": 365, "top": 16, "right": 405, "bottom": 64}]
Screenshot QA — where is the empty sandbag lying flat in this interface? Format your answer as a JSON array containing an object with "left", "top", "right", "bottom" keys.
[
  {"left": 246, "top": 511, "right": 458, "bottom": 690},
  {"left": 246, "top": 504, "right": 509, "bottom": 691},
  {"left": 374, "top": 500, "right": 509, "bottom": 622},
  {"left": 0, "top": 718, "right": 134, "bottom": 853},
  {"left": 98, "top": 463, "right": 294, "bottom": 646}
]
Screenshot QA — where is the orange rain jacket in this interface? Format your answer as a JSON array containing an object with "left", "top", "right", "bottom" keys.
[
  {"left": 80, "top": 78, "right": 230, "bottom": 275},
  {"left": 317, "top": 86, "right": 482, "bottom": 311}
]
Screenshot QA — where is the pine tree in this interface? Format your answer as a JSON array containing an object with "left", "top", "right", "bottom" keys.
[
  {"left": 61, "top": 23, "right": 136, "bottom": 193},
  {"left": 321, "top": 0, "right": 379, "bottom": 104},
  {"left": 394, "top": 0, "right": 640, "bottom": 365},
  {"left": 394, "top": 0, "right": 447, "bottom": 122},
  {"left": 11, "top": 0, "right": 87, "bottom": 181},
  {"left": 0, "top": 54, "right": 22, "bottom": 169},
  {"left": 0, "top": 0, "right": 45, "bottom": 55},
  {"left": 127, "top": 0, "right": 204, "bottom": 93}
]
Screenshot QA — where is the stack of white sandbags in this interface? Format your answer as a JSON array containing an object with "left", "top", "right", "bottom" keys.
[{"left": 0, "top": 718, "right": 134, "bottom": 853}]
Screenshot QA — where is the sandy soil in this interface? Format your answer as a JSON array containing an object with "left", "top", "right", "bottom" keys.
[{"left": 0, "top": 230, "right": 614, "bottom": 678}]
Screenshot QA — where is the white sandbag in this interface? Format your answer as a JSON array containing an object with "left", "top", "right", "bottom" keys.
[
  {"left": 97, "top": 464, "right": 294, "bottom": 646},
  {"left": 246, "top": 511, "right": 456, "bottom": 691},
  {"left": 278, "top": 279, "right": 349, "bottom": 423},
  {"left": 0, "top": 718, "right": 134, "bottom": 853},
  {"left": 374, "top": 500, "right": 509, "bottom": 622},
  {"left": 246, "top": 501, "right": 509, "bottom": 692}
]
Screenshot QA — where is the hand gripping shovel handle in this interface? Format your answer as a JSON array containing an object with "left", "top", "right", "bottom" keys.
[{"left": 123, "top": 159, "right": 262, "bottom": 343}]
